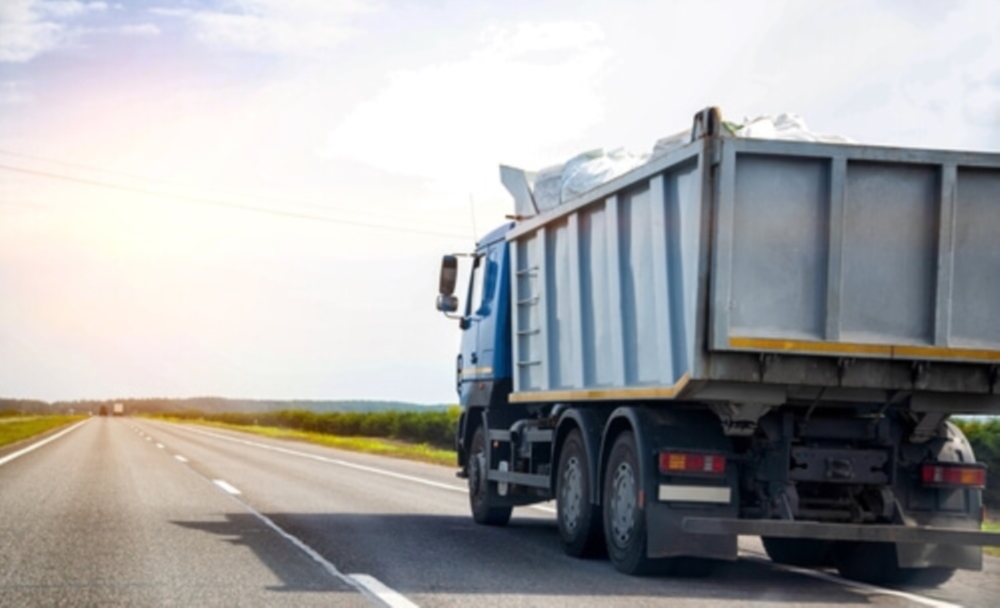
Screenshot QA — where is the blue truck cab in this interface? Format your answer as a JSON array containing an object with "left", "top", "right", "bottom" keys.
[
  {"left": 436, "top": 223, "right": 515, "bottom": 473},
  {"left": 457, "top": 223, "right": 513, "bottom": 407}
]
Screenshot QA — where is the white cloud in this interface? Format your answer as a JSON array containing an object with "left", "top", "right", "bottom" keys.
[
  {"left": 148, "top": 7, "right": 193, "bottom": 18},
  {"left": 0, "top": 81, "right": 33, "bottom": 104},
  {"left": 119, "top": 22, "right": 159, "bottom": 37},
  {"left": 191, "top": 11, "right": 351, "bottom": 53},
  {"left": 162, "top": 0, "right": 376, "bottom": 55},
  {"left": 481, "top": 21, "right": 604, "bottom": 58},
  {"left": 323, "top": 21, "right": 610, "bottom": 192},
  {"left": 696, "top": 0, "right": 1000, "bottom": 150},
  {"left": 0, "top": 0, "right": 105, "bottom": 62},
  {"left": 36, "top": 1, "right": 106, "bottom": 19}
]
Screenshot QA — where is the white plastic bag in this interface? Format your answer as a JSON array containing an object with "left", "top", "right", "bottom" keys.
[
  {"left": 560, "top": 148, "right": 644, "bottom": 202},
  {"left": 736, "top": 113, "right": 854, "bottom": 144},
  {"left": 531, "top": 164, "right": 565, "bottom": 212},
  {"left": 531, "top": 148, "right": 645, "bottom": 211},
  {"left": 524, "top": 111, "right": 852, "bottom": 213}
]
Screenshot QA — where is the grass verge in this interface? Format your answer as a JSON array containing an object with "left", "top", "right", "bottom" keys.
[
  {"left": 169, "top": 418, "right": 457, "bottom": 466},
  {"left": 984, "top": 520, "right": 1000, "bottom": 557},
  {"left": 0, "top": 416, "right": 86, "bottom": 449}
]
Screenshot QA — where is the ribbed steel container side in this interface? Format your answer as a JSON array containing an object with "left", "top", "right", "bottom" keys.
[{"left": 507, "top": 137, "right": 1000, "bottom": 405}]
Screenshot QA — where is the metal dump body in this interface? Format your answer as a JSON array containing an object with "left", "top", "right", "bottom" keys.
[{"left": 507, "top": 136, "right": 1000, "bottom": 410}]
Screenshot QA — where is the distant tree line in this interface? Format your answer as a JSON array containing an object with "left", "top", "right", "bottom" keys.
[
  {"left": 0, "top": 400, "right": 52, "bottom": 415},
  {"left": 162, "top": 408, "right": 461, "bottom": 451},
  {"left": 0, "top": 397, "right": 449, "bottom": 416}
]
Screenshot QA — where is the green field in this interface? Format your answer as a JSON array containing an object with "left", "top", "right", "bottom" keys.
[
  {"left": 0, "top": 416, "right": 86, "bottom": 449},
  {"left": 173, "top": 418, "right": 457, "bottom": 466}
]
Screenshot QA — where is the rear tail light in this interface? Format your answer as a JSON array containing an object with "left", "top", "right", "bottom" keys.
[
  {"left": 659, "top": 451, "right": 726, "bottom": 476},
  {"left": 921, "top": 463, "right": 986, "bottom": 488}
]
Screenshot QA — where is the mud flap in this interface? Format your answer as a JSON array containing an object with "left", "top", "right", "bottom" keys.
[{"left": 647, "top": 501, "right": 738, "bottom": 560}]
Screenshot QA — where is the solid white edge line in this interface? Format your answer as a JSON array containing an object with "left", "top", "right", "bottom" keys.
[
  {"left": 156, "top": 443, "right": 165, "bottom": 449},
  {"left": 174, "top": 455, "right": 188, "bottom": 463},
  {"left": 738, "top": 551, "right": 962, "bottom": 608},
  {"left": 213, "top": 479, "right": 242, "bottom": 495},
  {"left": 0, "top": 419, "right": 89, "bottom": 468},
  {"left": 350, "top": 574, "right": 419, "bottom": 608}
]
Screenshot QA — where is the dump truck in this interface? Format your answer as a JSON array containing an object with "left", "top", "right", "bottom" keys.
[{"left": 435, "top": 108, "right": 1000, "bottom": 585}]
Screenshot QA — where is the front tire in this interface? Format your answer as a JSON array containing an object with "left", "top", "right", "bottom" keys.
[
  {"left": 557, "top": 429, "right": 604, "bottom": 557},
  {"left": 468, "top": 425, "right": 512, "bottom": 526}
]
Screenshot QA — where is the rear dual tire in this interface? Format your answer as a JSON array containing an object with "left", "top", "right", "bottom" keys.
[
  {"left": 556, "top": 430, "right": 604, "bottom": 558},
  {"left": 602, "top": 431, "right": 712, "bottom": 577},
  {"left": 832, "top": 542, "right": 955, "bottom": 587},
  {"left": 764, "top": 537, "right": 956, "bottom": 587}
]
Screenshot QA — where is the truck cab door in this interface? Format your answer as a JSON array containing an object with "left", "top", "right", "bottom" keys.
[{"left": 458, "top": 243, "right": 501, "bottom": 405}]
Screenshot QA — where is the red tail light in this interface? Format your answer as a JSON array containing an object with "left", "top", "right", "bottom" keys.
[
  {"left": 921, "top": 463, "right": 986, "bottom": 488},
  {"left": 659, "top": 451, "right": 726, "bottom": 476}
]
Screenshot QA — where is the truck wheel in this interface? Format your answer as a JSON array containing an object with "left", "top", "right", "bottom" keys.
[
  {"left": 762, "top": 537, "right": 834, "bottom": 568},
  {"left": 603, "top": 431, "right": 655, "bottom": 575},
  {"left": 468, "top": 425, "right": 513, "bottom": 526},
  {"left": 557, "top": 429, "right": 604, "bottom": 558},
  {"left": 833, "top": 542, "right": 956, "bottom": 587}
]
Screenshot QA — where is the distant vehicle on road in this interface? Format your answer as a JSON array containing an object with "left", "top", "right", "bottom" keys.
[
  {"left": 112, "top": 403, "right": 124, "bottom": 417},
  {"left": 98, "top": 406, "right": 108, "bottom": 417}
]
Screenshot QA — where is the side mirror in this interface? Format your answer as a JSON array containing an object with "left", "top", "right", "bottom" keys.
[
  {"left": 436, "top": 294, "right": 459, "bottom": 313},
  {"left": 439, "top": 255, "right": 458, "bottom": 296}
]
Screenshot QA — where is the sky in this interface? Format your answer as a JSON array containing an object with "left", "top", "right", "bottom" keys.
[{"left": 1, "top": 0, "right": 999, "bottom": 404}]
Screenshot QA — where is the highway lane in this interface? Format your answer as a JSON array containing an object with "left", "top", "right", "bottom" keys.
[
  {"left": 137, "top": 418, "right": 999, "bottom": 607},
  {"left": 0, "top": 417, "right": 367, "bottom": 606},
  {"left": 2, "top": 417, "right": 998, "bottom": 607}
]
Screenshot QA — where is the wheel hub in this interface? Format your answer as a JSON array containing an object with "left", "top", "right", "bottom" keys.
[
  {"left": 560, "top": 456, "right": 583, "bottom": 532},
  {"left": 609, "top": 462, "right": 636, "bottom": 548}
]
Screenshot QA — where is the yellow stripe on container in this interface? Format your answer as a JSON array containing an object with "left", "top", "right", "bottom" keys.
[
  {"left": 509, "top": 374, "right": 691, "bottom": 403},
  {"left": 728, "top": 337, "right": 1000, "bottom": 363}
]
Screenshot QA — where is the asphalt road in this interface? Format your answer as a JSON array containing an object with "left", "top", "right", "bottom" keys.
[{"left": 1, "top": 417, "right": 997, "bottom": 607}]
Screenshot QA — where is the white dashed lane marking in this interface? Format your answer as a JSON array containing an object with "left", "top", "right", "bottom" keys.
[
  {"left": 213, "top": 479, "right": 241, "bottom": 495},
  {"left": 351, "top": 574, "right": 419, "bottom": 608}
]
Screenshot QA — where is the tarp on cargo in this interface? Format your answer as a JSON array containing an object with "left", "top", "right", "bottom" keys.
[{"left": 524, "top": 112, "right": 854, "bottom": 213}]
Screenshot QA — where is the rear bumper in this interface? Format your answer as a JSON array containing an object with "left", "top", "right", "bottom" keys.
[{"left": 682, "top": 517, "right": 1000, "bottom": 546}]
